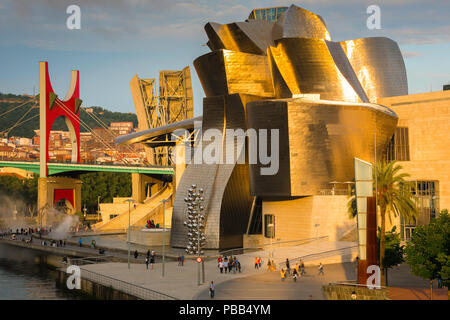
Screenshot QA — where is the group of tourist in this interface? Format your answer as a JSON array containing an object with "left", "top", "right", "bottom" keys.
[
  {"left": 279, "top": 259, "right": 325, "bottom": 281},
  {"left": 217, "top": 255, "right": 241, "bottom": 274}
]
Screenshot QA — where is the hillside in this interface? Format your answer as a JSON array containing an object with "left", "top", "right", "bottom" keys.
[{"left": 0, "top": 92, "right": 138, "bottom": 138}]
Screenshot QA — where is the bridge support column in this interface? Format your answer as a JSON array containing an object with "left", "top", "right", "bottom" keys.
[
  {"left": 132, "top": 173, "right": 163, "bottom": 203},
  {"left": 37, "top": 176, "right": 82, "bottom": 227}
]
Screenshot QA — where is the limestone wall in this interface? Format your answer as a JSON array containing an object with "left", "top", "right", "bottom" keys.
[{"left": 262, "top": 195, "right": 356, "bottom": 242}]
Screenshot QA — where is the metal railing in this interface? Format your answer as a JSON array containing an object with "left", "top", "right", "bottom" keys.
[
  {"left": 79, "top": 267, "right": 178, "bottom": 300},
  {"left": 328, "top": 280, "right": 387, "bottom": 290},
  {"left": 219, "top": 236, "right": 329, "bottom": 257},
  {"left": 278, "top": 244, "right": 358, "bottom": 269},
  {"left": 69, "top": 255, "right": 115, "bottom": 266}
]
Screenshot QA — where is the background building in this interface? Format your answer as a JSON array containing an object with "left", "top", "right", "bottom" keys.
[{"left": 378, "top": 88, "right": 450, "bottom": 240}]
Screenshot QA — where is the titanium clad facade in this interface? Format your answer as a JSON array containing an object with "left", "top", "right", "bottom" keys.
[
  {"left": 170, "top": 94, "right": 261, "bottom": 249},
  {"left": 340, "top": 37, "right": 408, "bottom": 103},
  {"left": 272, "top": 5, "right": 331, "bottom": 41},
  {"left": 246, "top": 98, "right": 398, "bottom": 197},
  {"left": 194, "top": 49, "right": 274, "bottom": 98},
  {"left": 269, "top": 38, "right": 368, "bottom": 103},
  {"left": 205, "top": 21, "right": 275, "bottom": 55}
]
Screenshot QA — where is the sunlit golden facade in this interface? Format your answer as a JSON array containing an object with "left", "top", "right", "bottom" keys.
[{"left": 168, "top": 4, "right": 406, "bottom": 249}]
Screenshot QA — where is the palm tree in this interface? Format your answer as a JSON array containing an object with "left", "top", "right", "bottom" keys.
[{"left": 348, "top": 160, "right": 417, "bottom": 285}]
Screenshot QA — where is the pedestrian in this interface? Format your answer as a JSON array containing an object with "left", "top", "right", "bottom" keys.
[
  {"left": 280, "top": 268, "right": 286, "bottom": 281},
  {"left": 254, "top": 257, "right": 259, "bottom": 269},
  {"left": 300, "top": 261, "right": 305, "bottom": 275},
  {"left": 293, "top": 268, "right": 298, "bottom": 282},
  {"left": 134, "top": 250, "right": 138, "bottom": 259},
  {"left": 286, "top": 258, "right": 290, "bottom": 274},
  {"left": 181, "top": 254, "right": 184, "bottom": 266},
  {"left": 78, "top": 238, "right": 82, "bottom": 247},
  {"left": 271, "top": 260, "right": 276, "bottom": 272},
  {"left": 178, "top": 255, "right": 181, "bottom": 266},
  {"left": 318, "top": 262, "right": 324, "bottom": 276},
  {"left": 237, "top": 260, "right": 241, "bottom": 273},
  {"left": 258, "top": 257, "right": 262, "bottom": 268},
  {"left": 145, "top": 257, "right": 149, "bottom": 270},
  {"left": 209, "top": 281, "right": 215, "bottom": 299},
  {"left": 147, "top": 250, "right": 150, "bottom": 259},
  {"left": 223, "top": 259, "right": 228, "bottom": 273},
  {"left": 295, "top": 263, "right": 299, "bottom": 274},
  {"left": 150, "top": 252, "right": 155, "bottom": 269},
  {"left": 229, "top": 258, "right": 233, "bottom": 273},
  {"left": 267, "top": 259, "right": 272, "bottom": 272},
  {"left": 219, "top": 261, "right": 224, "bottom": 273}
]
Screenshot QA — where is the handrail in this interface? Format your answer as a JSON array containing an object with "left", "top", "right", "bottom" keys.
[
  {"left": 328, "top": 281, "right": 387, "bottom": 290},
  {"left": 278, "top": 244, "right": 358, "bottom": 269},
  {"left": 79, "top": 267, "right": 178, "bottom": 300},
  {"left": 94, "top": 186, "right": 170, "bottom": 231},
  {"left": 219, "top": 236, "right": 329, "bottom": 257}
]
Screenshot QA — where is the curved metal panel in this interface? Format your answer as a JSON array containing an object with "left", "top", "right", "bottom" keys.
[
  {"left": 269, "top": 38, "right": 366, "bottom": 102},
  {"left": 272, "top": 4, "right": 331, "bottom": 41},
  {"left": 194, "top": 49, "right": 274, "bottom": 98},
  {"left": 171, "top": 94, "right": 262, "bottom": 250},
  {"left": 340, "top": 37, "right": 408, "bottom": 103},
  {"left": 246, "top": 98, "right": 398, "bottom": 197},
  {"left": 205, "top": 21, "right": 275, "bottom": 55}
]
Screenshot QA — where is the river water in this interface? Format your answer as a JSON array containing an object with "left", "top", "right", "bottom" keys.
[{"left": 0, "top": 243, "right": 81, "bottom": 300}]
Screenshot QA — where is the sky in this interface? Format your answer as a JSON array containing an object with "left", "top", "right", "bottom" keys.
[{"left": 0, "top": 0, "right": 449, "bottom": 117}]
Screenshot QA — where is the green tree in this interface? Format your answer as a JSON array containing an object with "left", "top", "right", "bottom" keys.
[
  {"left": 80, "top": 172, "right": 131, "bottom": 212},
  {"left": 377, "top": 226, "right": 404, "bottom": 286},
  {"left": 405, "top": 210, "right": 449, "bottom": 299},
  {"left": 347, "top": 160, "right": 417, "bottom": 285}
]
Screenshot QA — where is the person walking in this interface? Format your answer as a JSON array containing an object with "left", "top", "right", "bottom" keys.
[
  {"left": 267, "top": 259, "right": 272, "bottom": 272},
  {"left": 209, "top": 281, "right": 215, "bottom": 299},
  {"left": 237, "top": 259, "right": 241, "bottom": 273},
  {"left": 318, "top": 263, "right": 324, "bottom": 276},
  {"left": 181, "top": 254, "right": 184, "bottom": 266},
  {"left": 134, "top": 250, "right": 139, "bottom": 259},
  {"left": 145, "top": 257, "right": 149, "bottom": 270},
  {"left": 219, "top": 261, "right": 224, "bottom": 273},
  {"left": 258, "top": 257, "right": 262, "bottom": 268},
  {"left": 286, "top": 258, "right": 290, "bottom": 274},
  {"left": 150, "top": 252, "right": 155, "bottom": 269},
  {"left": 293, "top": 268, "right": 298, "bottom": 282},
  {"left": 280, "top": 268, "right": 286, "bottom": 281},
  {"left": 228, "top": 258, "right": 233, "bottom": 274},
  {"left": 254, "top": 257, "right": 259, "bottom": 269},
  {"left": 78, "top": 238, "right": 82, "bottom": 247},
  {"left": 223, "top": 259, "right": 228, "bottom": 274},
  {"left": 271, "top": 260, "right": 276, "bottom": 272},
  {"left": 300, "top": 261, "right": 306, "bottom": 275}
]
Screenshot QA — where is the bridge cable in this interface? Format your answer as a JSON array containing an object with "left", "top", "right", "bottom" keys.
[
  {"left": 54, "top": 100, "right": 131, "bottom": 164},
  {"left": 79, "top": 106, "right": 150, "bottom": 164},
  {"left": 4, "top": 105, "right": 36, "bottom": 135},
  {"left": 0, "top": 96, "right": 36, "bottom": 118}
]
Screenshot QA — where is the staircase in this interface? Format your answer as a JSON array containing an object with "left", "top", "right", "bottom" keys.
[{"left": 95, "top": 185, "right": 172, "bottom": 232}]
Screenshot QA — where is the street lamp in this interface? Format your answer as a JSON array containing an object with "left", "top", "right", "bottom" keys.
[
  {"left": 268, "top": 223, "right": 274, "bottom": 259},
  {"left": 97, "top": 196, "right": 101, "bottom": 222},
  {"left": 83, "top": 204, "right": 87, "bottom": 222},
  {"left": 161, "top": 198, "right": 169, "bottom": 278},
  {"left": 125, "top": 199, "right": 135, "bottom": 270},
  {"left": 183, "top": 184, "right": 206, "bottom": 286}
]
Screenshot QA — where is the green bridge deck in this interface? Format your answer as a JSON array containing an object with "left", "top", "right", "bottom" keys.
[{"left": 0, "top": 161, "right": 174, "bottom": 176}]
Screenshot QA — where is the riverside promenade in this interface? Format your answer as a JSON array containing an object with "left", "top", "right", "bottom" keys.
[{"left": 1, "top": 234, "right": 446, "bottom": 300}]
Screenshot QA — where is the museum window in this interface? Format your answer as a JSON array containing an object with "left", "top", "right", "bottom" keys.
[
  {"left": 401, "top": 180, "right": 439, "bottom": 241},
  {"left": 264, "top": 214, "right": 275, "bottom": 238},
  {"left": 384, "top": 127, "right": 410, "bottom": 161}
]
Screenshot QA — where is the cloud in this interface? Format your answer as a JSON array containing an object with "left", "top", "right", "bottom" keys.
[{"left": 401, "top": 50, "right": 422, "bottom": 59}]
